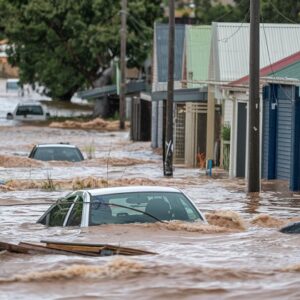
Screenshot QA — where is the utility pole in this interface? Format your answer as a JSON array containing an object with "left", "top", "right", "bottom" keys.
[
  {"left": 119, "top": 0, "right": 127, "bottom": 130},
  {"left": 164, "top": 0, "right": 175, "bottom": 176},
  {"left": 248, "top": 0, "right": 260, "bottom": 192}
]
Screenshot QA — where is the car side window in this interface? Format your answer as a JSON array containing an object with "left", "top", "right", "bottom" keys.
[{"left": 177, "top": 197, "right": 199, "bottom": 221}]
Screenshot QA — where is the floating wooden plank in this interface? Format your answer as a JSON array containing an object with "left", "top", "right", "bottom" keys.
[
  {"left": 0, "top": 240, "right": 156, "bottom": 256},
  {"left": 0, "top": 241, "right": 30, "bottom": 254},
  {"left": 0, "top": 241, "right": 76, "bottom": 256},
  {"left": 41, "top": 240, "right": 156, "bottom": 256},
  {"left": 19, "top": 242, "right": 98, "bottom": 256}
]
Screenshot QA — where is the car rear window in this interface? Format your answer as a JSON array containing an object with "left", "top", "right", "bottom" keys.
[
  {"left": 16, "top": 105, "right": 44, "bottom": 116},
  {"left": 33, "top": 147, "right": 84, "bottom": 162}
]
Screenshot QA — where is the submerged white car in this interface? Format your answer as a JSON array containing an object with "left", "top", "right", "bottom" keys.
[
  {"left": 37, "top": 186, "right": 206, "bottom": 227},
  {"left": 29, "top": 143, "right": 84, "bottom": 162},
  {"left": 6, "top": 102, "right": 50, "bottom": 121}
]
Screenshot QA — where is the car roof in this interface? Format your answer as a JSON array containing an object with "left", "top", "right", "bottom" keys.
[
  {"left": 82, "top": 186, "right": 182, "bottom": 196},
  {"left": 35, "top": 144, "right": 77, "bottom": 148},
  {"left": 17, "top": 102, "right": 43, "bottom": 106}
]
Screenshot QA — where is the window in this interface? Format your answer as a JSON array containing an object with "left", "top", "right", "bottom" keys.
[
  {"left": 89, "top": 192, "right": 202, "bottom": 225},
  {"left": 33, "top": 147, "right": 83, "bottom": 162},
  {"left": 38, "top": 194, "right": 76, "bottom": 226},
  {"left": 6, "top": 80, "right": 20, "bottom": 91},
  {"left": 66, "top": 197, "right": 83, "bottom": 226},
  {"left": 16, "top": 105, "right": 43, "bottom": 116},
  {"left": 48, "top": 203, "right": 72, "bottom": 226}
]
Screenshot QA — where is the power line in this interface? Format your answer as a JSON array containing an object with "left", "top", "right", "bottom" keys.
[
  {"left": 218, "top": 8, "right": 250, "bottom": 43},
  {"left": 126, "top": 14, "right": 151, "bottom": 41},
  {"left": 261, "top": 18, "right": 295, "bottom": 102},
  {"left": 0, "top": 202, "right": 53, "bottom": 207},
  {"left": 268, "top": 0, "right": 298, "bottom": 24}
]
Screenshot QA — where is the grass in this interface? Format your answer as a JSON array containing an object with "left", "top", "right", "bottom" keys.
[
  {"left": 72, "top": 177, "right": 108, "bottom": 190},
  {"left": 41, "top": 172, "right": 56, "bottom": 191},
  {"left": 83, "top": 142, "right": 96, "bottom": 159}
]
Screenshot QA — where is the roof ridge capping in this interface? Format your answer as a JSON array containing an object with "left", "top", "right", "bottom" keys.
[
  {"left": 213, "top": 22, "right": 300, "bottom": 28},
  {"left": 231, "top": 50, "right": 300, "bottom": 85}
]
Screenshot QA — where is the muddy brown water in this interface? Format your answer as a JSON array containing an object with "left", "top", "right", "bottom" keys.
[{"left": 1, "top": 124, "right": 300, "bottom": 299}]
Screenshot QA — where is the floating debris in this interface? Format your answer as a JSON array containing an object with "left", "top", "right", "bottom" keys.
[
  {"left": 279, "top": 222, "right": 300, "bottom": 234},
  {"left": 0, "top": 240, "right": 155, "bottom": 256}
]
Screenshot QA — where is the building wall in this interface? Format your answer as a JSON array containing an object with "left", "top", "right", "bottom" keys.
[{"left": 185, "top": 25, "right": 211, "bottom": 88}]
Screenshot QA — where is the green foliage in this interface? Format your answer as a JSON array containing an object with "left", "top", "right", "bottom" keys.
[
  {"left": 194, "top": 0, "right": 300, "bottom": 24},
  {"left": 49, "top": 201, "right": 72, "bottom": 226},
  {"left": 0, "top": 0, "right": 162, "bottom": 101},
  {"left": 223, "top": 143, "right": 230, "bottom": 171},
  {"left": 194, "top": 0, "right": 240, "bottom": 24},
  {"left": 221, "top": 125, "right": 231, "bottom": 141}
]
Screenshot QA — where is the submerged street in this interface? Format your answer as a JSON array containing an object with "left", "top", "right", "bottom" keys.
[
  {"left": 0, "top": 100, "right": 300, "bottom": 299},
  {"left": 1, "top": 0, "right": 300, "bottom": 298}
]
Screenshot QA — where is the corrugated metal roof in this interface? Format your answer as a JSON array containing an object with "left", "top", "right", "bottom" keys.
[
  {"left": 185, "top": 25, "right": 211, "bottom": 88},
  {"left": 156, "top": 23, "right": 185, "bottom": 82},
  {"left": 271, "top": 61, "right": 300, "bottom": 80},
  {"left": 152, "top": 87, "right": 208, "bottom": 102},
  {"left": 211, "top": 22, "right": 300, "bottom": 82},
  {"left": 77, "top": 81, "right": 146, "bottom": 100}
]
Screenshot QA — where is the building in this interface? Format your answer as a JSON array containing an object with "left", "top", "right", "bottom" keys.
[{"left": 207, "top": 22, "right": 300, "bottom": 177}]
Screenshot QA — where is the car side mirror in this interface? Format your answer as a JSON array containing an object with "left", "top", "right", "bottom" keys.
[{"left": 46, "top": 112, "right": 50, "bottom": 118}]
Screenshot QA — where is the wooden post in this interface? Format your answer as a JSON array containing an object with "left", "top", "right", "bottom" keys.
[
  {"left": 248, "top": 0, "right": 260, "bottom": 192},
  {"left": 206, "top": 84, "right": 215, "bottom": 163},
  {"left": 164, "top": 0, "right": 175, "bottom": 176},
  {"left": 119, "top": 0, "right": 127, "bottom": 129}
]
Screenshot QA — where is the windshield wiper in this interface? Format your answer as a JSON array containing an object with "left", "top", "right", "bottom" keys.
[{"left": 91, "top": 201, "right": 165, "bottom": 223}]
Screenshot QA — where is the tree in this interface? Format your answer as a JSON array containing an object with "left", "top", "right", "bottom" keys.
[
  {"left": 0, "top": 0, "right": 162, "bottom": 101},
  {"left": 194, "top": 0, "right": 240, "bottom": 24},
  {"left": 194, "top": 0, "right": 300, "bottom": 24}
]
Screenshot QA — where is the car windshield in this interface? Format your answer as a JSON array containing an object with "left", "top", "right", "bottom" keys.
[
  {"left": 38, "top": 193, "right": 83, "bottom": 227},
  {"left": 89, "top": 191, "right": 202, "bottom": 225},
  {"left": 16, "top": 105, "right": 43, "bottom": 116},
  {"left": 33, "top": 147, "right": 83, "bottom": 162}
]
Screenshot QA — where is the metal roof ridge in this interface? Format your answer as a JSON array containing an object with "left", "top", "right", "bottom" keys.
[
  {"left": 213, "top": 22, "right": 300, "bottom": 28},
  {"left": 231, "top": 51, "right": 300, "bottom": 85}
]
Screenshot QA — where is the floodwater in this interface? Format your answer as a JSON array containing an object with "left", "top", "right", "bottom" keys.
[{"left": 1, "top": 98, "right": 300, "bottom": 300}]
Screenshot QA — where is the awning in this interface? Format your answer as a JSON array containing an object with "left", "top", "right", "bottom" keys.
[
  {"left": 77, "top": 81, "right": 146, "bottom": 100},
  {"left": 148, "top": 87, "right": 208, "bottom": 102}
]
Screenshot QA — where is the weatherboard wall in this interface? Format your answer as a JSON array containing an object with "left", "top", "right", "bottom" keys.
[
  {"left": 185, "top": 25, "right": 211, "bottom": 88},
  {"left": 262, "top": 83, "right": 300, "bottom": 191},
  {"left": 152, "top": 23, "right": 185, "bottom": 92}
]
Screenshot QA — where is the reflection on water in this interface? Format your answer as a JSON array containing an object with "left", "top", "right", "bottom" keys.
[{"left": 0, "top": 115, "right": 300, "bottom": 299}]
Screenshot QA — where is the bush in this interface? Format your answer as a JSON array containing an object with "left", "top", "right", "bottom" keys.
[{"left": 221, "top": 125, "right": 231, "bottom": 141}]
